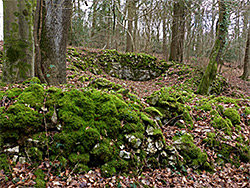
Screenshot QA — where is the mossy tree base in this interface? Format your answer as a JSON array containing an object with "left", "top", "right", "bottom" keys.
[{"left": 197, "top": 39, "right": 219, "bottom": 95}]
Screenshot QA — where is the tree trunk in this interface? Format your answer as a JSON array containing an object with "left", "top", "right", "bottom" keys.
[
  {"left": 240, "top": 26, "right": 250, "bottom": 80},
  {"left": 36, "top": 0, "right": 72, "bottom": 85},
  {"left": 3, "top": 0, "right": 36, "bottom": 83},
  {"left": 162, "top": 15, "right": 167, "bottom": 59},
  {"left": 91, "top": 2, "right": 98, "bottom": 38},
  {"left": 197, "top": 0, "right": 229, "bottom": 95},
  {"left": 133, "top": 2, "right": 138, "bottom": 52},
  {"left": 169, "top": 0, "right": 186, "bottom": 63},
  {"left": 126, "top": 0, "right": 134, "bottom": 52}
]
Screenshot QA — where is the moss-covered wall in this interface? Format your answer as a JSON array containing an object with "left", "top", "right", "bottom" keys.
[
  {"left": 67, "top": 48, "right": 172, "bottom": 81},
  {"left": 0, "top": 80, "right": 170, "bottom": 177}
]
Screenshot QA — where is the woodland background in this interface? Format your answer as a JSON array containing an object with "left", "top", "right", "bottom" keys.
[{"left": 69, "top": 0, "right": 249, "bottom": 66}]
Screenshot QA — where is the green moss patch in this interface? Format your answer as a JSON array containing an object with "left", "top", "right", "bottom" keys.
[
  {"left": 0, "top": 83, "right": 169, "bottom": 177},
  {"left": 223, "top": 108, "right": 240, "bottom": 125},
  {"left": 203, "top": 132, "right": 250, "bottom": 167},
  {"left": 147, "top": 87, "right": 193, "bottom": 128},
  {"left": 173, "top": 134, "right": 212, "bottom": 171}
]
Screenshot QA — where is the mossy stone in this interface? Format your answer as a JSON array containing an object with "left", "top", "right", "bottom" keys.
[
  {"left": 173, "top": 134, "right": 212, "bottom": 171},
  {"left": 22, "top": 77, "right": 41, "bottom": 85},
  {"left": 28, "top": 147, "right": 43, "bottom": 162},
  {"left": 211, "top": 115, "right": 232, "bottom": 135},
  {"left": 91, "top": 139, "right": 115, "bottom": 163},
  {"left": 101, "top": 163, "right": 117, "bottom": 177},
  {"left": 223, "top": 108, "right": 240, "bottom": 125},
  {"left": 0, "top": 103, "right": 43, "bottom": 142},
  {"left": 58, "top": 89, "right": 95, "bottom": 130},
  {"left": 17, "top": 84, "right": 45, "bottom": 110},
  {"left": 244, "top": 107, "right": 250, "bottom": 115},
  {"left": 145, "top": 107, "right": 163, "bottom": 117},
  {"left": 6, "top": 87, "right": 23, "bottom": 99},
  {"left": 199, "top": 102, "right": 212, "bottom": 112},
  {"left": 69, "top": 153, "right": 90, "bottom": 164}
]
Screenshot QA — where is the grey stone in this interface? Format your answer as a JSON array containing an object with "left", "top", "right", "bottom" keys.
[
  {"left": 4, "top": 146, "right": 19, "bottom": 153},
  {"left": 119, "top": 150, "right": 131, "bottom": 159}
]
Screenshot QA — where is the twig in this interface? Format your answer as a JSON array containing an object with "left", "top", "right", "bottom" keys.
[{"left": 163, "top": 114, "right": 183, "bottom": 127}]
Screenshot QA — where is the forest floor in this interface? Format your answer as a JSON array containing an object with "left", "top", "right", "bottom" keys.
[{"left": 1, "top": 49, "right": 250, "bottom": 187}]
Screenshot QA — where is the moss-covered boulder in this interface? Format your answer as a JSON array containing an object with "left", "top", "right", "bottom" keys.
[
  {"left": 88, "top": 77, "right": 122, "bottom": 91},
  {"left": 147, "top": 87, "right": 193, "bottom": 129},
  {"left": 223, "top": 108, "right": 240, "bottom": 125},
  {"left": 211, "top": 115, "right": 232, "bottom": 135},
  {"left": 203, "top": 132, "right": 250, "bottom": 167},
  {"left": 173, "top": 134, "right": 212, "bottom": 171}
]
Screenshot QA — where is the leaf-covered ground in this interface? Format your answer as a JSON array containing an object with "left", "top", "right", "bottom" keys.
[{"left": 0, "top": 48, "right": 250, "bottom": 187}]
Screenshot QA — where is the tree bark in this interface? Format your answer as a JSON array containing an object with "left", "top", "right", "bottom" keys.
[
  {"left": 169, "top": 0, "right": 186, "bottom": 63},
  {"left": 162, "top": 14, "right": 167, "bottom": 59},
  {"left": 91, "top": 1, "right": 98, "bottom": 38},
  {"left": 36, "top": 0, "right": 72, "bottom": 85},
  {"left": 3, "top": 0, "right": 36, "bottom": 83},
  {"left": 240, "top": 26, "right": 250, "bottom": 80},
  {"left": 126, "top": 0, "right": 134, "bottom": 52},
  {"left": 197, "top": 0, "right": 229, "bottom": 95}
]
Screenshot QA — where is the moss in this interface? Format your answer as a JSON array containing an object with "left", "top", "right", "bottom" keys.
[
  {"left": 17, "top": 84, "right": 44, "bottom": 110},
  {"left": 213, "top": 96, "right": 239, "bottom": 107},
  {"left": 69, "top": 153, "right": 90, "bottom": 164},
  {"left": 22, "top": 77, "right": 41, "bottom": 85},
  {"left": 223, "top": 108, "right": 240, "bottom": 125},
  {"left": 183, "top": 109, "right": 193, "bottom": 128},
  {"left": 6, "top": 87, "right": 23, "bottom": 99},
  {"left": 0, "top": 103, "right": 43, "bottom": 142},
  {"left": 203, "top": 132, "right": 219, "bottom": 147},
  {"left": 211, "top": 115, "right": 232, "bottom": 135},
  {"left": 81, "top": 128, "right": 101, "bottom": 150},
  {"left": 244, "top": 107, "right": 250, "bottom": 115},
  {"left": 58, "top": 89, "right": 95, "bottom": 131},
  {"left": 34, "top": 169, "right": 46, "bottom": 188},
  {"left": 173, "top": 134, "right": 212, "bottom": 171},
  {"left": 73, "top": 164, "right": 89, "bottom": 174},
  {"left": 140, "top": 112, "right": 155, "bottom": 125},
  {"left": 68, "top": 47, "right": 80, "bottom": 56},
  {"left": 88, "top": 78, "right": 122, "bottom": 91},
  {"left": 67, "top": 73, "right": 77, "bottom": 79},
  {"left": 145, "top": 107, "right": 163, "bottom": 117},
  {"left": 101, "top": 163, "right": 117, "bottom": 177},
  {"left": 28, "top": 147, "right": 43, "bottom": 162},
  {"left": 203, "top": 132, "right": 250, "bottom": 166},
  {"left": 91, "top": 139, "right": 115, "bottom": 163},
  {"left": 153, "top": 129, "right": 164, "bottom": 138},
  {"left": 198, "top": 102, "right": 212, "bottom": 112},
  {"left": 0, "top": 154, "right": 10, "bottom": 173},
  {"left": 216, "top": 105, "right": 224, "bottom": 115}
]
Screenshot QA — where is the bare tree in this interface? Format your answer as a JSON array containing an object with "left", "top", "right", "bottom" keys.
[
  {"left": 169, "top": 0, "right": 187, "bottom": 63},
  {"left": 240, "top": 25, "right": 250, "bottom": 80},
  {"left": 126, "top": 0, "right": 135, "bottom": 52}
]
